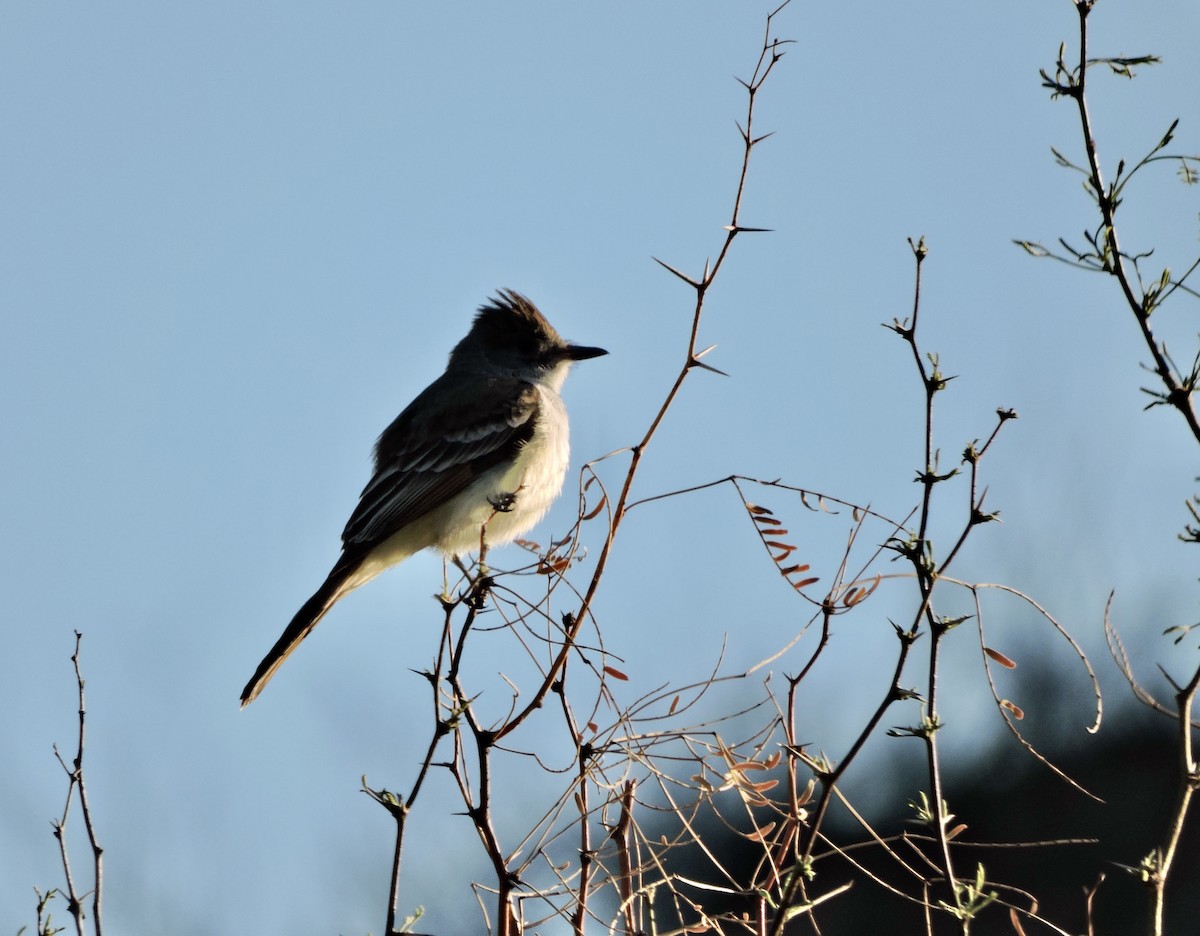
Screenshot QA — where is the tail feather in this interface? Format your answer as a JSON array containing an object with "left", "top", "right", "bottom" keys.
[{"left": 240, "top": 558, "right": 361, "bottom": 707}]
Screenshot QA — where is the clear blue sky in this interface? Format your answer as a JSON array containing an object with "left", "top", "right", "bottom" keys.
[{"left": 3, "top": 2, "right": 1198, "bottom": 933}]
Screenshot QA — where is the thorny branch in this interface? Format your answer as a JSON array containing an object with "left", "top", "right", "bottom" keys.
[
  {"left": 50, "top": 632, "right": 104, "bottom": 936},
  {"left": 498, "top": 0, "right": 796, "bottom": 745},
  {"left": 763, "top": 240, "right": 1018, "bottom": 936}
]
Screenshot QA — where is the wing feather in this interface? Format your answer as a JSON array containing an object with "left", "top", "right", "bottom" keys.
[{"left": 341, "top": 375, "right": 539, "bottom": 548}]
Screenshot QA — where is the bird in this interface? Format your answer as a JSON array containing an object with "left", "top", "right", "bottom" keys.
[{"left": 240, "top": 289, "right": 607, "bottom": 706}]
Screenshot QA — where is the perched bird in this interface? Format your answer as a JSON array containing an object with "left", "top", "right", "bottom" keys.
[{"left": 240, "top": 290, "right": 606, "bottom": 706}]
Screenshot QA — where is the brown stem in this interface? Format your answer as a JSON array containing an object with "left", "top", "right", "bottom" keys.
[{"left": 1150, "top": 661, "right": 1200, "bottom": 935}]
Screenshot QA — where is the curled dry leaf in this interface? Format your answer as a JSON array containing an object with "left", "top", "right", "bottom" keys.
[
  {"left": 946, "top": 823, "right": 969, "bottom": 841},
  {"left": 668, "top": 694, "right": 680, "bottom": 716},
  {"left": 1000, "top": 698, "right": 1025, "bottom": 720},
  {"left": 581, "top": 494, "right": 608, "bottom": 522},
  {"left": 797, "top": 778, "right": 816, "bottom": 806},
  {"left": 841, "top": 575, "right": 881, "bottom": 607},
  {"left": 984, "top": 646, "right": 1017, "bottom": 669},
  {"left": 793, "top": 577, "right": 820, "bottom": 589},
  {"left": 603, "top": 665, "right": 629, "bottom": 681},
  {"left": 853, "top": 573, "right": 883, "bottom": 604},
  {"left": 795, "top": 491, "right": 833, "bottom": 512},
  {"left": 742, "top": 821, "right": 777, "bottom": 842}
]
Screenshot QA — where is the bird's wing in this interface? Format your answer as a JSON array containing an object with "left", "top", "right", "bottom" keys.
[{"left": 341, "top": 375, "right": 540, "bottom": 549}]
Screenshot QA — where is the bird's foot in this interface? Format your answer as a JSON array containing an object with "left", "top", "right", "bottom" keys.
[{"left": 488, "top": 491, "right": 519, "bottom": 513}]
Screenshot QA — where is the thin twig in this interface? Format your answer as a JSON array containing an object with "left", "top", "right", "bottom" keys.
[{"left": 1056, "top": 0, "right": 1200, "bottom": 443}]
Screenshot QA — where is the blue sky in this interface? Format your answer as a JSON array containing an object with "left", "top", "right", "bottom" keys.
[{"left": 3, "top": 2, "right": 1198, "bottom": 933}]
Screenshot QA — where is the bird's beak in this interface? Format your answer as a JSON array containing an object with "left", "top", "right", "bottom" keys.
[{"left": 564, "top": 343, "right": 608, "bottom": 362}]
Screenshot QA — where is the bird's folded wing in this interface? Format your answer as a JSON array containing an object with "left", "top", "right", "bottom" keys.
[{"left": 341, "top": 376, "right": 540, "bottom": 549}]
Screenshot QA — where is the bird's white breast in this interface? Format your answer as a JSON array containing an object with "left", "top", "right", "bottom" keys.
[{"left": 433, "top": 382, "right": 572, "bottom": 556}]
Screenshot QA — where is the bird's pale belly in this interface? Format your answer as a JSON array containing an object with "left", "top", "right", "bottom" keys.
[{"left": 435, "top": 419, "right": 570, "bottom": 556}]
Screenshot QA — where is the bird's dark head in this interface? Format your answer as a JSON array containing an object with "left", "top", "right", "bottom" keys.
[{"left": 453, "top": 289, "right": 607, "bottom": 376}]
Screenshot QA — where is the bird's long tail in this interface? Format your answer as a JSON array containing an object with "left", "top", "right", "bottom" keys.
[{"left": 240, "top": 556, "right": 363, "bottom": 707}]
